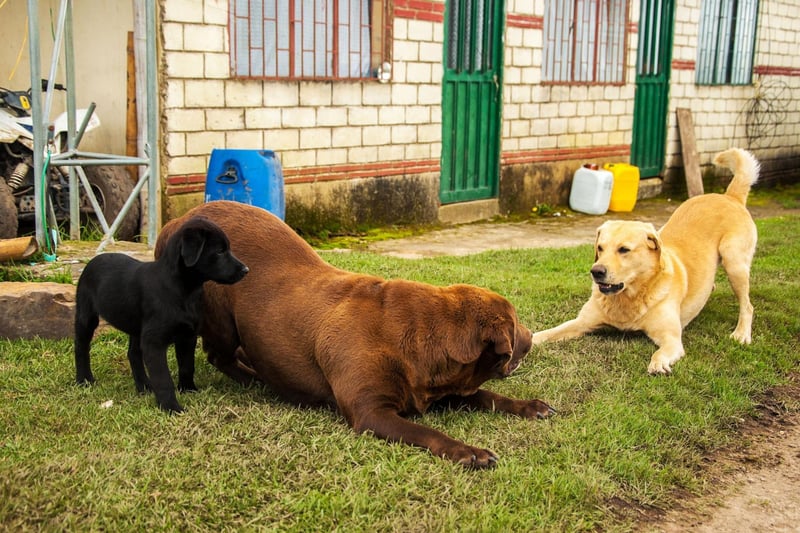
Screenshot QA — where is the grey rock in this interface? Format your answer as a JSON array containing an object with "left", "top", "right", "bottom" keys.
[{"left": 0, "top": 282, "right": 76, "bottom": 340}]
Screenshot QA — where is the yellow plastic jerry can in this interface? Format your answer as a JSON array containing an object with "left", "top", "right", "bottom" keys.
[{"left": 603, "top": 163, "right": 640, "bottom": 212}]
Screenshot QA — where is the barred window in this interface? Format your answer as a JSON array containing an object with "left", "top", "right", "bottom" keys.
[
  {"left": 230, "top": 0, "right": 391, "bottom": 80},
  {"left": 543, "top": 0, "right": 627, "bottom": 84},
  {"left": 696, "top": 0, "right": 759, "bottom": 85}
]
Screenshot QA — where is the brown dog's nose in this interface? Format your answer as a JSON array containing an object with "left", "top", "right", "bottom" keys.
[{"left": 590, "top": 265, "right": 607, "bottom": 281}]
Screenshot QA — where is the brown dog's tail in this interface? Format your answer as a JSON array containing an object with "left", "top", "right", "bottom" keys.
[{"left": 714, "top": 148, "right": 760, "bottom": 206}]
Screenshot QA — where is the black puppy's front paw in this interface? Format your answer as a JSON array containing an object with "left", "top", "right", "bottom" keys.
[
  {"left": 159, "top": 400, "right": 185, "bottom": 414},
  {"left": 177, "top": 380, "right": 198, "bottom": 393},
  {"left": 75, "top": 370, "right": 95, "bottom": 386},
  {"left": 134, "top": 378, "right": 152, "bottom": 394}
]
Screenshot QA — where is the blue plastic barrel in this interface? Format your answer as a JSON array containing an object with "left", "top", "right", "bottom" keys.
[{"left": 204, "top": 149, "right": 285, "bottom": 220}]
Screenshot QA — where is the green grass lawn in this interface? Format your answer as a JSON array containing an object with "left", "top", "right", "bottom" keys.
[{"left": 1, "top": 215, "right": 798, "bottom": 531}]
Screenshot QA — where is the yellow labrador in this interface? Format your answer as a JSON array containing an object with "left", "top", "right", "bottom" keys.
[{"left": 532, "top": 148, "right": 759, "bottom": 374}]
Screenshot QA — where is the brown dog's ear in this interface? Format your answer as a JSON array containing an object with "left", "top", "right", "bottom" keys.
[
  {"left": 450, "top": 319, "right": 514, "bottom": 365},
  {"left": 180, "top": 227, "right": 206, "bottom": 267},
  {"left": 490, "top": 327, "right": 513, "bottom": 358}
]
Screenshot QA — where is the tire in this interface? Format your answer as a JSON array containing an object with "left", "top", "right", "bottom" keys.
[
  {"left": 0, "top": 180, "right": 18, "bottom": 239},
  {"left": 83, "top": 166, "right": 140, "bottom": 241}
]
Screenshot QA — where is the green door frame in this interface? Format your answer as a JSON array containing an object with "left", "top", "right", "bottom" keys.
[
  {"left": 440, "top": 0, "right": 505, "bottom": 204},
  {"left": 631, "top": 0, "right": 676, "bottom": 178}
]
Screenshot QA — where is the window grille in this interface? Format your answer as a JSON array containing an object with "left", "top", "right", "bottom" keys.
[
  {"left": 696, "top": 0, "right": 759, "bottom": 85},
  {"left": 543, "top": 0, "right": 627, "bottom": 84},
  {"left": 230, "top": 0, "right": 391, "bottom": 80}
]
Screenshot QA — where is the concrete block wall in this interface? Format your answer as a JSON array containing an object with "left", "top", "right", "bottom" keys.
[
  {"left": 502, "top": 0, "right": 636, "bottom": 156},
  {"left": 665, "top": 0, "right": 800, "bottom": 190},
  {"left": 161, "top": 0, "right": 447, "bottom": 226},
  {"left": 160, "top": 0, "right": 800, "bottom": 228}
]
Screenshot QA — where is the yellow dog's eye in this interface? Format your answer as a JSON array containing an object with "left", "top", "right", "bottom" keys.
[
  {"left": 618, "top": 247, "right": 630, "bottom": 254},
  {"left": 597, "top": 246, "right": 604, "bottom": 252}
]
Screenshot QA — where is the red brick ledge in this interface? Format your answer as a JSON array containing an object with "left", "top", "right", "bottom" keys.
[
  {"left": 672, "top": 62, "right": 800, "bottom": 77},
  {"left": 394, "top": 0, "right": 444, "bottom": 23},
  {"left": 501, "top": 145, "right": 630, "bottom": 165},
  {"left": 507, "top": 14, "right": 542, "bottom": 29},
  {"left": 754, "top": 65, "right": 800, "bottom": 77},
  {"left": 165, "top": 145, "right": 631, "bottom": 194}
]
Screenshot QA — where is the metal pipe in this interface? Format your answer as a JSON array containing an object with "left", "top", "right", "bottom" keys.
[
  {"left": 73, "top": 102, "right": 96, "bottom": 147},
  {"left": 97, "top": 168, "right": 151, "bottom": 252},
  {"left": 65, "top": 0, "right": 79, "bottom": 239},
  {"left": 26, "top": 0, "right": 45, "bottom": 249},
  {"left": 146, "top": 0, "right": 159, "bottom": 246},
  {"left": 50, "top": 153, "right": 150, "bottom": 165},
  {"left": 43, "top": 0, "right": 69, "bottom": 128}
]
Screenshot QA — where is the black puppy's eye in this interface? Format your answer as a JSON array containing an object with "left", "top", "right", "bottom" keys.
[{"left": 618, "top": 246, "right": 630, "bottom": 254}]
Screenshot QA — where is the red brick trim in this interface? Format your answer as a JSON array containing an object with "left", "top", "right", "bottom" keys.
[
  {"left": 394, "top": 0, "right": 445, "bottom": 23},
  {"left": 672, "top": 60, "right": 696, "bottom": 71},
  {"left": 501, "top": 145, "right": 631, "bottom": 165},
  {"left": 506, "top": 14, "right": 543, "bottom": 29},
  {"left": 754, "top": 65, "right": 800, "bottom": 77},
  {"left": 165, "top": 145, "right": 634, "bottom": 194},
  {"left": 165, "top": 174, "right": 206, "bottom": 196},
  {"left": 284, "top": 159, "right": 441, "bottom": 184}
]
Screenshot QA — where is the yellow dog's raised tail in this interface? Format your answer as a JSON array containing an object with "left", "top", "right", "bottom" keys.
[{"left": 714, "top": 148, "right": 760, "bottom": 205}]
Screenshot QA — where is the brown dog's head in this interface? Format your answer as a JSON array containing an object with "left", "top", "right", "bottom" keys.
[
  {"left": 591, "top": 220, "right": 663, "bottom": 296},
  {"left": 446, "top": 286, "right": 532, "bottom": 380}
]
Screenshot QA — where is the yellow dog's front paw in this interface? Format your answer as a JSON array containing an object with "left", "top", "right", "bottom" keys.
[
  {"left": 648, "top": 360, "right": 672, "bottom": 375},
  {"left": 730, "top": 330, "right": 752, "bottom": 344}
]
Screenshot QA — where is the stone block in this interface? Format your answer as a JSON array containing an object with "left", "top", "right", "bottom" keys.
[{"left": 0, "top": 282, "right": 76, "bottom": 340}]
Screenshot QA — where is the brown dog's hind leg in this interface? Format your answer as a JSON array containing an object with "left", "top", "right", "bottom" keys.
[{"left": 204, "top": 344, "right": 257, "bottom": 386}]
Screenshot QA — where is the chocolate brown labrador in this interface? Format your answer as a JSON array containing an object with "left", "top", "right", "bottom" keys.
[{"left": 156, "top": 201, "right": 554, "bottom": 467}]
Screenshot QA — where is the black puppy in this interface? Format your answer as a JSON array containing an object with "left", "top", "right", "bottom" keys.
[{"left": 74, "top": 216, "right": 248, "bottom": 412}]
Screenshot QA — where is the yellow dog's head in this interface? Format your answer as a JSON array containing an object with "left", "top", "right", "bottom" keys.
[{"left": 591, "top": 220, "right": 664, "bottom": 295}]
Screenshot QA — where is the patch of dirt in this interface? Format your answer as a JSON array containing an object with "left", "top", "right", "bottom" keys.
[{"left": 640, "top": 376, "right": 800, "bottom": 532}]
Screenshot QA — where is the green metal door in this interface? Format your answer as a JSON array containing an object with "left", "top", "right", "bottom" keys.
[
  {"left": 631, "top": 0, "right": 676, "bottom": 178},
  {"left": 440, "top": 0, "right": 504, "bottom": 204}
]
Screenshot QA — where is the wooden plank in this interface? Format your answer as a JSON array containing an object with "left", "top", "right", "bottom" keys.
[
  {"left": 0, "top": 237, "right": 38, "bottom": 262},
  {"left": 676, "top": 107, "right": 704, "bottom": 197},
  {"left": 126, "top": 31, "right": 138, "bottom": 183}
]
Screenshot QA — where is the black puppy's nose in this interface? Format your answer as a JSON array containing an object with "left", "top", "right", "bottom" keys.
[
  {"left": 241, "top": 265, "right": 250, "bottom": 274},
  {"left": 590, "top": 265, "right": 606, "bottom": 280}
]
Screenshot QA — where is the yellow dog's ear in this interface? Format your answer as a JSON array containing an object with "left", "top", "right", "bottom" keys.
[
  {"left": 594, "top": 225, "right": 604, "bottom": 261},
  {"left": 644, "top": 224, "right": 667, "bottom": 270}
]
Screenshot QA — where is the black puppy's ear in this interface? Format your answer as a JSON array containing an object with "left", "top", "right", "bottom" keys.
[{"left": 180, "top": 228, "right": 206, "bottom": 267}]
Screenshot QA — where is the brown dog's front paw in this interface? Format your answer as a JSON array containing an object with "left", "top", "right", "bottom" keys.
[
  {"left": 443, "top": 445, "right": 499, "bottom": 469},
  {"left": 519, "top": 399, "right": 557, "bottom": 419}
]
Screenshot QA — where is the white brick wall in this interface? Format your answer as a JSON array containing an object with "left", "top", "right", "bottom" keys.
[{"left": 162, "top": 0, "right": 800, "bottom": 205}]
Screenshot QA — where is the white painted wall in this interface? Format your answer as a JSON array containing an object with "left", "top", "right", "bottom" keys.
[{"left": 0, "top": 0, "right": 133, "bottom": 155}]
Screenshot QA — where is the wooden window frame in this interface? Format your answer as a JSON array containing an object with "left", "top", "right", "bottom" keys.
[
  {"left": 696, "top": 0, "right": 759, "bottom": 86},
  {"left": 542, "top": 0, "right": 628, "bottom": 85},
  {"left": 230, "top": 0, "right": 392, "bottom": 81}
]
